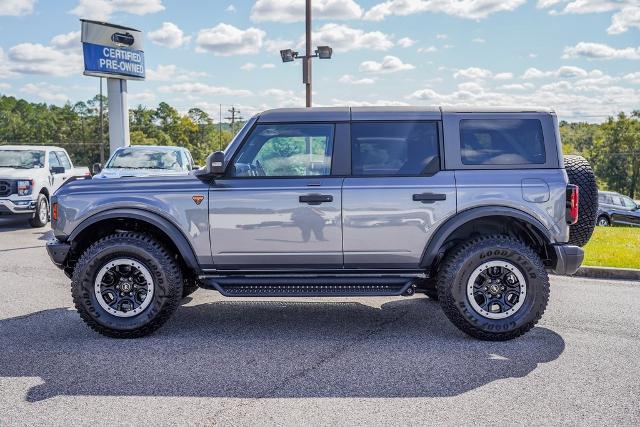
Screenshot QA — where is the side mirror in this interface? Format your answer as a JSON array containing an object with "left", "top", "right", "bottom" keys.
[
  {"left": 208, "top": 151, "right": 226, "bottom": 175},
  {"left": 92, "top": 163, "right": 102, "bottom": 175},
  {"left": 50, "top": 166, "right": 65, "bottom": 174}
]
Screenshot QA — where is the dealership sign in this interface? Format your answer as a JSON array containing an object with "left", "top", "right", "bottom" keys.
[{"left": 80, "top": 20, "right": 145, "bottom": 80}]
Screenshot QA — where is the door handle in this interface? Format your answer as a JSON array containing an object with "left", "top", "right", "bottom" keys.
[
  {"left": 412, "top": 193, "right": 447, "bottom": 203},
  {"left": 299, "top": 194, "right": 333, "bottom": 205}
]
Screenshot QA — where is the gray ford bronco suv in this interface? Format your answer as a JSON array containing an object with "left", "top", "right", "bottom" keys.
[{"left": 46, "top": 107, "right": 598, "bottom": 340}]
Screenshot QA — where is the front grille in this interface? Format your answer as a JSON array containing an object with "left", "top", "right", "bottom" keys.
[{"left": 0, "top": 180, "right": 12, "bottom": 197}]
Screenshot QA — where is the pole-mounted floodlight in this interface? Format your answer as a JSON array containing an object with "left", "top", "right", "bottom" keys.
[
  {"left": 316, "top": 46, "right": 332, "bottom": 59},
  {"left": 280, "top": 49, "right": 297, "bottom": 63},
  {"left": 277, "top": 0, "right": 332, "bottom": 107}
]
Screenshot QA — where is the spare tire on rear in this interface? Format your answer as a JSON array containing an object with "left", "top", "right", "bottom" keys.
[{"left": 564, "top": 155, "right": 598, "bottom": 247}]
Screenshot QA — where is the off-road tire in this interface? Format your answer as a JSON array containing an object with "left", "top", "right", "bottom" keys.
[
  {"left": 28, "top": 193, "right": 48, "bottom": 228},
  {"left": 564, "top": 155, "right": 598, "bottom": 247},
  {"left": 182, "top": 278, "right": 200, "bottom": 298},
  {"left": 437, "top": 235, "right": 549, "bottom": 341},
  {"left": 71, "top": 232, "right": 183, "bottom": 338}
]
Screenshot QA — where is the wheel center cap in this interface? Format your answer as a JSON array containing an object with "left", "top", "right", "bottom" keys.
[
  {"left": 120, "top": 282, "right": 132, "bottom": 292},
  {"left": 489, "top": 284, "right": 500, "bottom": 294}
]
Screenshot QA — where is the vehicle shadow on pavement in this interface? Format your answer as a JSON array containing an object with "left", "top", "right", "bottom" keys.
[{"left": 0, "top": 297, "right": 565, "bottom": 402}]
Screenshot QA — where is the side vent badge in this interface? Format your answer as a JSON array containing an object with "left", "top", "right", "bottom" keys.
[{"left": 192, "top": 195, "right": 205, "bottom": 205}]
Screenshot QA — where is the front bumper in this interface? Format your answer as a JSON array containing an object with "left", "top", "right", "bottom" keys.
[
  {"left": 0, "top": 198, "right": 37, "bottom": 215},
  {"left": 551, "top": 244, "right": 584, "bottom": 275},
  {"left": 46, "top": 239, "right": 71, "bottom": 269}
]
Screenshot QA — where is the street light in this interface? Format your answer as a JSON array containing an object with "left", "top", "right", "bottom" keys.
[{"left": 278, "top": 0, "right": 332, "bottom": 107}]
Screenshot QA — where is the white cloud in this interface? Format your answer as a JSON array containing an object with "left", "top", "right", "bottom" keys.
[
  {"left": 537, "top": 1, "right": 640, "bottom": 34},
  {"left": 364, "top": 0, "right": 526, "bottom": 21},
  {"left": 563, "top": 42, "right": 640, "bottom": 60},
  {"left": 7, "top": 40, "right": 83, "bottom": 76},
  {"left": 339, "top": 74, "right": 376, "bottom": 85},
  {"left": 226, "top": 4, "right": 236, "bottom": 12},
  {"left": 148, "top": 22, "right": 191, "bottom": 49},
  {"left": 522, "top": 67, "right": 553, "bottom": 79},
  {"left": 0, "top": 0, "right": 36, "bottom": 15},
  {"left": 359, "top": 56, "right": 415, "bottom": 74},
  {"left": 436, "top": 34, "right": 448, "bottom": 39},
  {"left": 50, "top": 31, "right": 81, "bottom": 50},
  {"left": 143, "top": 64, "right": 208, "bottom": 81},
  {"left": 240, "top": 62, "right": 256, "bottom": 71},
  {"left": 417, "top": 46, "right": 437, "bottom": 53},
  {"left": 264, "top": 38, "right": 295, "bottom": 53},
  {"left": 251, "top": 0, "right": 363, "bottom": 22},
  {"left": 331, "top": 98, "right": 410, "bottom": 107},
  {"left": 261, "top": 63, "right": 276, "bottom": 69},
  {"left": 556, "top": 65, "right": 588, "bottom": 78},
  {"left": 472, "top": 38, "right": 486, "bottom": 43},
  {"left": 407, "top": 69, "right": 639, "bottom": 121},
  {"left": 159, "top": 82, "right": 252, "bottom": 97},
  {"left": 70, "top": 0, "right": 165, "bottom": 21},
  {"left": 311, "top": 24, "right": 394, "bottom": 52},
  {"left": 528, "top": 53, "right": 538, "bottom": 58},
  {"left": 494, "top": 72, "right": 513, "bottom": 80},
  {"left": 21, "top": 83, "right": 69, "bottom": 103},
  {"left": 129, "top": 91, "right": 156, "bottom": 104},
  {"left": 624, "top": 72, "right": 640, "bottom": 84},
  {"left": 454, "top": 67, "right": 492, "bottom": 79},
  {"left": 398, "top": 37, "right": 416, "bottom": 48},
  {"left": 195, "top": 23, "right": 266, "bottom": 56},
  {"left": 262, "top": 88, "right": 306, "bottom": 107},
  {"left": 608, "top": 5, "right": 640, "bottom": 34},
  {"left": 0, "top": 82, "right": 11, "bottom": 91}
]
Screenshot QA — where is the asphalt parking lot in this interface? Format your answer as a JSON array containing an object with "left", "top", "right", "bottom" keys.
[{"left": 0, "top": 216, "right": 638, "bottom": 426}]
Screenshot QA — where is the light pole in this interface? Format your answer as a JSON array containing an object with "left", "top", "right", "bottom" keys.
[{"left": 280, "top": 0, "right": 332, "bottom": 108}]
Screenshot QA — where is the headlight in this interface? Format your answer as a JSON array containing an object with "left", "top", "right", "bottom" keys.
[{"left": 17, "top": 180, "right": 33, "bottom": 196}]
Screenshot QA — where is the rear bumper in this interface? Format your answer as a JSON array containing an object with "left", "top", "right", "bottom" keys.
[
  {"left": 46, "top": 239, "right": 71, "bottom": 269},
  {"left": 551, "top": 244, "right": 584, "bottom": 275}
]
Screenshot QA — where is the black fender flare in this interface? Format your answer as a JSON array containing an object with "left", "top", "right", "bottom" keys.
[
  {"left": 69, "top": 208, "right": 200, "bottom": 272},
  {"left": 419, "top": 206, "right": 554, "bottom": 269}
]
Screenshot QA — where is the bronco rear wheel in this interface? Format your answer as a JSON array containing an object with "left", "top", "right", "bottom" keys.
[
  {"left": 437, "top": 235, "right": 549, "bottom": 341},
  {"left": 71, "top": 232, "right": 183, "bottom": 338}
]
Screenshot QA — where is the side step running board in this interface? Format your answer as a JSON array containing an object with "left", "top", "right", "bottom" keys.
[{"left": 199, "top": 276, "right": 417, "bottom": 297}]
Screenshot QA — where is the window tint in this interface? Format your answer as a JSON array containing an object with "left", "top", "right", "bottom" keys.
[
  {"left": 621, "top": 196, "right": 637, "bottom": 209},
  {"left": 351, "top": 122, "right": 439, "bottom": 176},
  {"left": 48, "top": 152, "right": 61, "bottom": 168},
  {"left": 460, "top": 119, "right": 546, "bottom": 165},
  {"left": 232, "top": 124, "right": 334, "bottom": 177},
  {"left": 55, "top": 151, "right": 72, "bottom": 169}
]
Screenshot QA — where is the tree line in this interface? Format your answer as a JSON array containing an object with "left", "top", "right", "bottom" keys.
[
  {"left": 1, "top": 94, "right": 639, "bottom": 198},
  {"left": 0, "top": 94, "right": 238, "bottom": 168}
]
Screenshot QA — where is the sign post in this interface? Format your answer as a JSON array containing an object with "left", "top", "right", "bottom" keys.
[{"left": 80, "top": 20, "right": 145, "bottom": 156}]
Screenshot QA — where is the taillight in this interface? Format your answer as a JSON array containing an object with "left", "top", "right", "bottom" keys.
[
  {"left": 566, "top": 184, "right": 579, "bottom": 225},
  {"left": 52, "top": 203, "right": 59, "bottom": 221}
]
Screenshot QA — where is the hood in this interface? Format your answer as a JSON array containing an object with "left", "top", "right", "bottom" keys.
[
  {"left": 94, "top": 168, "right": 189, "bottom": 179},
  {"left": 0, "top": 167, "right": 46, "bottom": 179}
]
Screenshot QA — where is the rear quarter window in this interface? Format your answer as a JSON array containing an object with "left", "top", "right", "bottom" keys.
[{"left": 460, "top": 119, "right": 546, "bottom": 165}]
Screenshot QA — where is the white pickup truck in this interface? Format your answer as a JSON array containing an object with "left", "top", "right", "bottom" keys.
[{"left": 0, "top": 145, "right": 90, "bottom": 227}]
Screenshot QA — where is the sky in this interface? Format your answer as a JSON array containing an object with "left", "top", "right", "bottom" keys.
[{"left": 0, "top": 0, "right": 639, "bottom": 123}]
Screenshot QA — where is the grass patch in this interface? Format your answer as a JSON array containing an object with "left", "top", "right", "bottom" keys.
[{"left": 583, "top": 226, "right": 640, "bottom": 269}]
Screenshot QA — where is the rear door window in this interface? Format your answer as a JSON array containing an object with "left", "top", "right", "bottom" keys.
[
  {"left": 351, "top": 122, "right": 439, "bottom": 176},
  {"left": 55, "top": 151, "right": 72, "bottom": 170},
  {"left": 460, "top": 119, "right": 546, "bottom": 165}
]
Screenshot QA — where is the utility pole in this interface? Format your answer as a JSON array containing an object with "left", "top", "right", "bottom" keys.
[
  {"left": 99, "top": 77, "right": 104, "bottom": 164},
  {"left": 218, "top": 104, "right": 222, "bottom": 151},
  {"left": 225, "top": 106, "right": 242, "bottom": 135},
  {"left": 304, "top": 0, "right": 312, "bottom": 107}
]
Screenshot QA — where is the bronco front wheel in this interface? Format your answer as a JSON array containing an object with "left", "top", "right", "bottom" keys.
[
  {"left": 437, "top": 235, "right": 549, "bottom": 341},
  {"left": 71, "top": 232, "right": 183, "bottom": 338}
]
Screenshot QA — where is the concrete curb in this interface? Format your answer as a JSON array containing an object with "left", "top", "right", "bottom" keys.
[{"left": 572, "top": 266, "right": 640, "bottom": 281}]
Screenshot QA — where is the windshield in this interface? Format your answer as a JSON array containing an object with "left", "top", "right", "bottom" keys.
[
  {"left": 106, "top": 148, "right": 184, "bottom": 170},
  {"left": 0, "top": 150, "right": 45, "bottom": 169}
]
